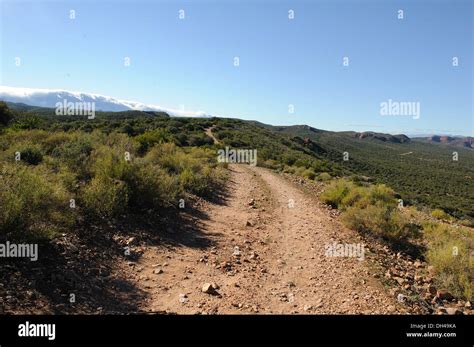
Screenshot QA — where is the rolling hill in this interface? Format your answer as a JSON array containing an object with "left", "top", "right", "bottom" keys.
[
  {"left": 269, "top": 125, "right": 474, "bottom": 218},
  {"left": 2, "top": 101, "right": 473, "bottom": 218}
]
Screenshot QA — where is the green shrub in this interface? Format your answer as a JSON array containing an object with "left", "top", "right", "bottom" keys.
[
  {"left": 323, "top": 179, "right": 419, "bottom": 248},
  {"left": 0, "top": 126, "right": 228, "bottom": 238},
  {"left": 11, "top": 115, "right": 42, "bottom": 130},
  {"left": 187, "top": 134, "right": 214, "bottom": 146},
  {"left": 82, "top": 176, "right": 129, "bottom": 218},
  {"left": 302, "top": 168, "right": 316, "bottom": 180},
  {"left": 125, "top": 163, "right": 180, "bottom": 209},
  {"left": 321, "top": 179, "right": 396, "bottom": 210},
  {"left": 320, "top": 179, "right": 354, "bottom": 208},
  {"left": 145, "top": 144, "right": 225, "bottom": 198},
  {"left": 341, "top": 205, "right": 418, "bottom": 244},
  {"left": 144, "top": 143, "right": 181, "bottom": 173},
  {"left": 343, "top": 184, "right": 396, "bottom": 210},
  {"left": 0, "top": 101, "right": 13, "bottom": 126},
  {"left": 317, "top": 172, "right": 332, "bottom": 181},
  {"left": 283, "top": 165, "right": 296, "bottom": 174},
  {"left": 263, "top": 159, "right": 281, "bottom": 170},
  {"left": 369, "top": 184, "right": 397, "bottom": 206},
  {"left": 340, "top": 186, "right": 365, "bottom": 208},
  {"left": 134, "top": 129, "right": 171, "bottom": 154},
  {"left": 424, "top": 222, "right": 473, "bottom": 301},
  {"left": 42, "top": 132, "right": 73, "bottom": 154},
  {"left": 179, "top": 168, "right": 206, "bottom": 195},
  {"left": 18, "top": 146, "right": 43, "bottom": 165},
  {"left": 178, "top": 165, "right": 224, "bottom": 197},
  {"left": 0, "top": 163, "right": 73, "bottom": 240},
  {"left": 431, "top": 208, "right": 451, "bottom": 220},
  {"left": 51, "top": 136, "right": 93, "bottom": 178},
  {"left": 90, "top": 145, "right": 133, "bottom": 180},
  {"left": 57, "top": 166, "right": 79, "bottom": 193}
]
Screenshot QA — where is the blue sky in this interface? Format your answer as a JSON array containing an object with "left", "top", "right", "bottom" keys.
[{"left": 1, "top": 0, "right": 472, "bottom": 135}]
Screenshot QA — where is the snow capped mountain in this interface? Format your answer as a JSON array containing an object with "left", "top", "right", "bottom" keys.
[{"left": 0, "top": 86, "right": 210, "bottom": 117}]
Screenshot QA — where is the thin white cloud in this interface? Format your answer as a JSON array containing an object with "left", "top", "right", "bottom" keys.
[{"left": 0, "top": 86, "right": 210, "bottom": 117}]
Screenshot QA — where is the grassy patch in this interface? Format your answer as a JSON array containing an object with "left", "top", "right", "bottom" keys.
[{"left": 423, "top": 222, "right": 473, "bottom": 301}]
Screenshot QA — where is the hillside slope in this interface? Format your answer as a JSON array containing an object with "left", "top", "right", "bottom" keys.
[
  {"left": 3, "top": 102, "right": 473, "bottom": 217},
  {"left": 269, "top": 125, "right": 474, "bottom": 218}
]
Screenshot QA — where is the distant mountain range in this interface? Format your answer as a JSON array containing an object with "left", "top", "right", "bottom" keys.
[
  {"left": 0, "top": 86, "right": 209, "bottom": 117},
  {"left": 1, "top": 86, "right": 471, "bottom": 149},
  {"left": 415, "top": 135, "right": 474, "bottom": 149}
]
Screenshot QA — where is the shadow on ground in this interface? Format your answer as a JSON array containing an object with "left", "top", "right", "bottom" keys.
[{"left": 0, "top": 178, "right": 232, "bottom": 314}]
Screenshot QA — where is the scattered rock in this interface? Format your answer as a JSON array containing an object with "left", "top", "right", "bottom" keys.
[
  {"left": 179, "top": 293, "right": 188, "bottom": 303},
  {"left": 436, "top": 289, "right": 454, "bottom": 301},
  {"left": 397, "top": 293, "right": 406, "bottom": 302},
  {"left": 393, "top": 277, "right": 405, "bottom": 285},
  {"left": 446, "top": 307, "right": 463, "bottom": 315},
  {"left": 202, "top": 282, "right": 219, "bottom": 295},
  {"left": 287, "top": 293, "right": 295, "bottom": 303},
  {"left": 246, "top": 220, "right": 253, "bottom": 227},
  {"left": 303, "top": 305, "right": 312, "bottom": 311},
  {"left": 154, "top": 268, "right": 163, "bottom": 274}
]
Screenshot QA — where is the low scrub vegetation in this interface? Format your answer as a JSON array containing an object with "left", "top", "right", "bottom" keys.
[
  {"left": 342, "top": 205, "right": 420, "bottom": 245},
  {"left": 321, "top": 179, "right": 397, "bottom": 210},
  {"left": 321, "top": 179, "right": 419, "bottom": 246},
  {"left": 0, "top": 122, "right": 227, "bottom": 241},
  {"left": 430, "top": 208, "right": 452, "bottom": 221},
  {"left": 0, "top": 163, "right": 73, "bottom": 240},
  {"left": 423, "top": 222, "right": 473, "bottom": 301},
  {"left": 281, "top": 125, "right": 474, "bottom": 219},
  {"left": 321, "top": 178, "right": 473, "bottom": 301}
]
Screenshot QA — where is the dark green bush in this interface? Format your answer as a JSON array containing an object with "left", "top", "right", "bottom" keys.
[{"left": 19, "top": 146, "right": 43, "bottom": 165}]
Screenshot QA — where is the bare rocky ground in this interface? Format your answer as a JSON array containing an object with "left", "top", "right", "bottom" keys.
[{"left": 2, "top": 164, "right": 471, "bottom": 315}]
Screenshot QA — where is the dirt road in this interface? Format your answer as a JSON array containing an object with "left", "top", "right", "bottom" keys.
[{"left": 129, "top": 164, "right": 404, "bottom": 314}]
